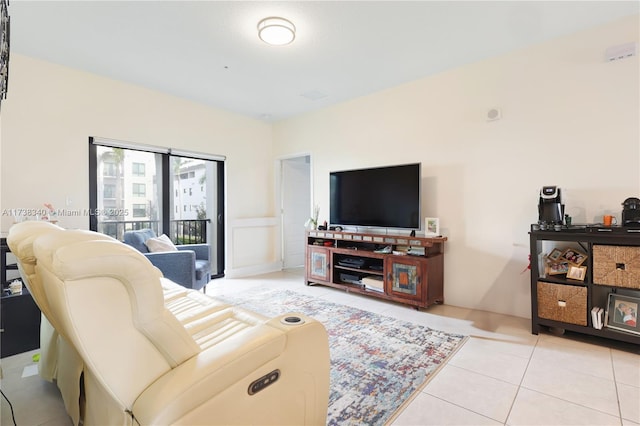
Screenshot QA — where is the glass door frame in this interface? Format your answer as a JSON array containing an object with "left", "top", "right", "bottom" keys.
[{"left": 88, "top": 137, "right": 226, "bottom": 278}]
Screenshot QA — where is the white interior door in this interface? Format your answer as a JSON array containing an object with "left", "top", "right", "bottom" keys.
[{"left": 281, "top": 156, "right": 310, "bottom": 269}]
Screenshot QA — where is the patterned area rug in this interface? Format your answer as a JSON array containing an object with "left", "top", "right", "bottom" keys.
[{"left": 217, "top": 289, "right": 467, "bottom": 425}]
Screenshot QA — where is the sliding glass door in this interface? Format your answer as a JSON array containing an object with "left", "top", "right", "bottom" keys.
[
  {"left": 89, "top": 138, "right": 225, "bottom": 277},
  {"left": 169, "top": 155, "right": 224, "bottom": 277}
]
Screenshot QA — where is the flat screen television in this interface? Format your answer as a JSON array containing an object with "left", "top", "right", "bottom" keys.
[{"left": 330, "top": 163, "right": 421, "bottom": 230}]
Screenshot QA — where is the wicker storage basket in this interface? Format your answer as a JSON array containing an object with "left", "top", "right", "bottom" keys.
[
  {"left": 537, "top": 281, "right": 587, "bottom": 326},
  {"left": 593, "top": 245, "right": 640, "bottom": 289}
]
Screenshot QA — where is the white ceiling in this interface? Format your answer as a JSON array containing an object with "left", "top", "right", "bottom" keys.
[{"left": 9, "top": 1, "right": 640, "bottom": 122}]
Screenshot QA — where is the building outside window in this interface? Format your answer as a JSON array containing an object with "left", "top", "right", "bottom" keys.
[
  {"left": 103, "top": 184, "right": 115, "bottom": 199},
  {"left": 132, "top": 203, "right": 147, "bottom": 217},
  {"left": 172, "top": 158, "right": 207, "bottom": 221},
  {"left": 132, "top": 162, "right": 146, "bottom": 177},
  {"left": 90, "top": 139, "right": 225, "bottom": 279},
  {"left": 103, "top": 161, "right": 117, "bottom": 177},
  {"left": 132, "top": 183, "right": 146, "bottom": 197}
]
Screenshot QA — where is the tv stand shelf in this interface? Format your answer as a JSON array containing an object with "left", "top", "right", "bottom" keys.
[{"left": 305, "top": 230, "right": 447, "bottom": 309}]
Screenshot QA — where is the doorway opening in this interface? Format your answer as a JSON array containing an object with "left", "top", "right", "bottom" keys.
[{"left": 279, "top": 155, "right": 311, "bottom": 270}]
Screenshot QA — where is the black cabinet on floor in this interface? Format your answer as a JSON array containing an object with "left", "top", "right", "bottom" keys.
[
  {"left": 1, "top": 237, "right": 19, "bottom": 286},
  {"left": 1, "top": 288, "right": 41, "bottom": 358},
  {"left": 529, "top": 226, "right": 640, "bottom": 346},
  {"left": 1, "top": 237, "right": 41, "bottom": 358}
]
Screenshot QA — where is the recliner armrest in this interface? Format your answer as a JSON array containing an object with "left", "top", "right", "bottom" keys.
[{"left": 132, "top": 314, "right": 330, "bottom": 425}]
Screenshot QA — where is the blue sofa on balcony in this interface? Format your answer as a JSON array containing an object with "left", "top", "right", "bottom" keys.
[{"left": 123, "top": 229, "right": 211, "bottom": 291}]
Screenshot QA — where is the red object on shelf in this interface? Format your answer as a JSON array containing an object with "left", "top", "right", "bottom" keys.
[{"left": 522, "top": 254, "right": 531, "bottom": 274}]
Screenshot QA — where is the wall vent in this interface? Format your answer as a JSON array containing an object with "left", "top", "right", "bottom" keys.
[{"left": 605, "top": 42, "right": 637, "bottom": 62}]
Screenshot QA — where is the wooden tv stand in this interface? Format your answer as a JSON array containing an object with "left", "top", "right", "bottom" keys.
[{"left": 305, "top": 230, "right": 446, "bottom": 309}]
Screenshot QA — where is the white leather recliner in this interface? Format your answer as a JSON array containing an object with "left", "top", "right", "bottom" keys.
[
  {"left": 10, "top": 223, "right": 330, "bottom": 425},
  {"left": 7, "top": 222, "right": 114, "bottom": 425}
]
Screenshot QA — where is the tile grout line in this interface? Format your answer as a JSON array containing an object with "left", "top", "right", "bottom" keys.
[
  {"left": 421, "top": 392, "right": 503, "bottom": 425},
  {"left": 501, "top": 333, "right": 541, "bottom": 425},
  {"left": 609, "top": 347, "right": 625, "bottom": 426},
  {"left": 517, "top": 338, "right": 624, "bottom": 421}
]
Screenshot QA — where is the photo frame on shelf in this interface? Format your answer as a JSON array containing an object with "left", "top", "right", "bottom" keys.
[
  {"left": 548, "top": 248, "right": 563, "bottom": 261},
  {"left": 605, "top": 293, "right": 640, "bottom": 335},
  {"left": 566, "top": 265, "right": 587, "bottom": 281},
  {"left": 559, "top": 248, "right": 587, "bottom": 266},
  {"left": 547, "top": 262, "right": 569, "bottom": 275},
  {"left": 537, "top": 252, "right": 547, "bottom": 277},
  {"left": 425, "top": 217, "right": 440, "bottom": 236}
]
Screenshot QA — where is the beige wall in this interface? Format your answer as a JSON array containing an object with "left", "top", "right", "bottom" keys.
[
  {"left": 2, "top": 16, "right": 638, "bottom": 318},
  {"left": 0, "top": 54, "right": 275, "bottom": 275},
  {"left": 273, "top": 16, "right": 640, "bottom": 318}
]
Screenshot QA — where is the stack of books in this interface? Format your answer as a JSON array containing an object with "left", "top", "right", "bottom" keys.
[
  {"left": 591, "top": 307, "right": 604, "bottom": 330},
  {"left": 361, "top": 276, "right": 384, "bottom": 293}
]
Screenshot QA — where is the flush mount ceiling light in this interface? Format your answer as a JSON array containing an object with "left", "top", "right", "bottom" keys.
[{"left": 258, "top": 17, "right": 296, "bottom": 46}]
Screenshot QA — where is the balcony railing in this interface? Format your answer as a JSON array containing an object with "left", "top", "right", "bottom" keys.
[
  {"left": 98, "top": 219, "right": 208, "bottom": 244},
  {"left": 172, "top": 220, "right": 208, "bottom": 245}
]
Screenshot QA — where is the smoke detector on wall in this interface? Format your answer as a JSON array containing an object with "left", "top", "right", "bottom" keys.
[{"left": 486, "top": 108, "right": 502, "bottom": 122}]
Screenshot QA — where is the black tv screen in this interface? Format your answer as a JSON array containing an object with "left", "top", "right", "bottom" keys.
[{"left": 330, "top": 163, "right": 421, "bottom": 229}]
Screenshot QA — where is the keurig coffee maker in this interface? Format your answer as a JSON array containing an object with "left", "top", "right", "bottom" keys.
[
  {"left": 538, "top": 186, "right": 564, "bottom": 225},
  {"left": 622, "top": 197, "right": 640, "bottom": 226}
]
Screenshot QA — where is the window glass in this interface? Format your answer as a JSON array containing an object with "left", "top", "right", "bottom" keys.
[
  {"left": 132, "top": 162, "right": 146, "bottom": 176},
  {"left": 95, "top": 146, "right": 161, "bottom": 239},
  {"left": 91, "top": 140, "right": 225, "bottom": 278}
]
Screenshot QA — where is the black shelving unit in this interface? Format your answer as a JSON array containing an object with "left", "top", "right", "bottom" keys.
[
  {"left": 1, "top": 237, "right": 19, "bottom": 286},
  {"left": 1, "top": 287, "right": 41, "bottom": 357},
  {"left": 1, "top": 237, "right": 42, "bottom": 357},
  {"left": 530, "top": 226, "right": 640, "bottom": 346}
]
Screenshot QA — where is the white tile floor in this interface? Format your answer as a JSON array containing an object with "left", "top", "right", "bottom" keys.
[{"left": 1, "top": 268, "right": 639, "bottom": 426}]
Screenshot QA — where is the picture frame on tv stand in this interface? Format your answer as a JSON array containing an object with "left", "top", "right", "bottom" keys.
[{"left": 425, "top": 217, "right": 440, "bottom": 237}]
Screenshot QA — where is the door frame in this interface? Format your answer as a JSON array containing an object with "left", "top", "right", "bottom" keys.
[
  {"left": 276, "top": 153, "right": 312, "bottom": 269},
  {"left": 88, "top": 138, "right": 226, "bottom": 277}
]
